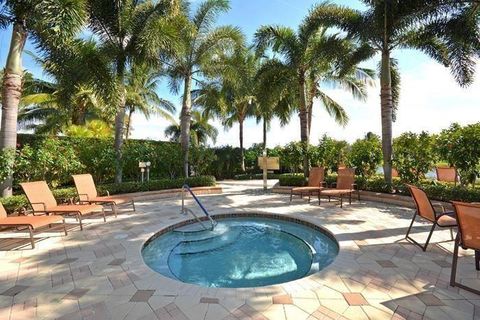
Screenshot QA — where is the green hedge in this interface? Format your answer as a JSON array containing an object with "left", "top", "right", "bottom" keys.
[
  {"left": 1, "top": 176, "right": 216, "bottom": 214},
  {"left": 279, "top": 174, "right": 307, "bottom": 187}
]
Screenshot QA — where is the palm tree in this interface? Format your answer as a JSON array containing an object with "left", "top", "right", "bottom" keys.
[
  {"left": 165, "top": 0, "right": 244, "bottom": 177},
  {"left": 194, "top": 49, "right": 258, "bottom": 172},
  {"left": 0, "top": 0, "right": 87, "bottom": 196},
  {"left": 165, "top": 110, "right": 218, "bottom": 146},
  {"left": 124, "top": 64, "right": 176, "bottom": 139},
  {"left": 308, "top": 1, "right": 480, "bottom": 185},
  {"left": 17, "top": 40, "right": 114, "bottom": 134},
  {"left": 254, "top": 17, "right": 373, "bottom": 177},
  {"left": 87, "top": 0, "right": 180, "bottom": 183}
]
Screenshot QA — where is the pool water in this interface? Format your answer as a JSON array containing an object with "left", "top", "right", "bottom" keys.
[{"left": 142, "top": 217, "right": 338, "bottom": 288}]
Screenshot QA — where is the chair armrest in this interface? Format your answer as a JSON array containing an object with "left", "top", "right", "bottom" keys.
[
  {"left": 352, "top": 183, "right": 358, "bottom": 190},
  {"left": 106, "top": 190, "right": 110, "bottom": 196}
]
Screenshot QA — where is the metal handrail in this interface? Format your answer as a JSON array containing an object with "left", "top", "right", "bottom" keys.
[{"left": 181, "top": 184, "right": 216, "bottom": 230}]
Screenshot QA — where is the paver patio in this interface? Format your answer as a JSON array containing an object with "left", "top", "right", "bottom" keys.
[{"left": 0, "top": 180, "right": 479, "bottom": 320}]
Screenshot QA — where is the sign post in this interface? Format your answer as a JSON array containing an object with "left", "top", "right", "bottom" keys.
[
  {"left": 257, "top": 155, "right": 280, "bottom": 192},
  {"left": 262, "top": 150, "right": 267, "bottom": 191}
]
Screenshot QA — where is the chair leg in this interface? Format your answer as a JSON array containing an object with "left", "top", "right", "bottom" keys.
[
  {"left": 450, "top": 235, "right": 460, "bottom": 287},
  {"left": 340, "top": 196, "right": 343, "bottom": 208},
  {"left": 450, "top": 228, "right": 455, "bottom": 241},
  {"left": 357, "top": 190, "right": 360, "bottom": 201},
  {"left": 63, "top": 219, "right": 67, "bottom": 236},
  {"left": 405, "top": 212, "right": 417, "bottom": 240},
  {"left": 422, "top": 223, "right": 436, "bottom": 252},
  {"left": 112, "top": 204, "right": 117, "bottom": 218},
  {"left": 28, "top": 226, "right": 35, "bottom": 249},
  {"left": 308, "top": 193, "right": 311, "bottom": 203},
  {"left": 132, "top": 200, "right": 136, "bottom": 212},
  {"left": 102, "top": 208, "right": 106, "bottom": 222},
  {"left": 78, "top": 213, "right": 83, "bottom": 231},
  {"left": 290, "top": 191, "right": 293, "bottom": 203},
  {"left": 318, "top": 193, "right": 321, "bottom": 205},
  {"left": 349, "top": 192, "right": 352, "bottom": 205},
  {"left": 475, "top": 251, "right": 480, "bottom": 271}
]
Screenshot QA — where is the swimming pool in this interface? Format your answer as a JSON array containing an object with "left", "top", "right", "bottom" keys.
[{"left": 142, "top": 215, "right": 338, "bottom": 288}]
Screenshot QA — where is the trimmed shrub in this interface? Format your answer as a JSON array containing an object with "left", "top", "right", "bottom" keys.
[
  {"left": 393, "top": 132, "right": 437, "bottom": 183},
  {"left": 437, "top": 123, "right": 480, "bottom": 186},
  {"left": 311, "top": 135, "right": 349, "bottom": 173},
  {"left": 346, "top": 134, "right": 382, "bottom": 177},
  {"left": 279, "top": 174, "right": 306, "bottom": 187}
]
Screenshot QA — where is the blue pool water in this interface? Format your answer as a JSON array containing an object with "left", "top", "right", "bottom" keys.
[{"left": 142, "top": 217, "right": 338, "bottom": 288}]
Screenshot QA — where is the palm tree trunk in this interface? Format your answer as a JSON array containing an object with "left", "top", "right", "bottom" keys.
[
  {"left": 239, "top": 119, "right": 245, "bottom": 172},
  {"left": 180, "top": 74, "right": 192, "bottom": 177},
  {"left": 125, "top": 108, "right": 133, "bottom": 139},
  {"left": 263, "top": 117, "right": 267, "bottom": 150},
  {"left": 0, "top": 22, "right": 27, "bottom": 197},
  {"left": 114, "top": 60, "right": 127, "bottom": 184},
  {"left": 299, "top": 74, "right": 310, "bottom": 177},
  {"left": 380, "top": 50, "right": 393, "bottom": 186}
]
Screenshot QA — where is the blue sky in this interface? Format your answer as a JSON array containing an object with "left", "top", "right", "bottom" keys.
[{"left": 1, "top": 0, "right": 478, "bottom": 147}]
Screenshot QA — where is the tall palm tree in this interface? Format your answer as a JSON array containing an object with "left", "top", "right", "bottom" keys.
[
  {"left": 308, "top": 1, "right": 480, "bottom": 185},
  {"left": 165, "top": 0, "right": 243, "bottom": 177},
  {"left": 87, "top": 0, "right": 180, "bottom": 183},
  {"left": 0, "top": 0, "right": 87, "bottom": 196},
  {"left": 194, "top": 49, "right": 258, "bottom": 172},
  {"left": 254, "top": 18, "right": 372, "bottom": 177},
  {"left": 164, "top": 110, "right": 218, "bottom": 146},
  {"left": 124, "top": 64, "right": 176, "bottom": 139}
]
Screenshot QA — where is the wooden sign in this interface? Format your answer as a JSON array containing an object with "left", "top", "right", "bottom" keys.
[{"left": 258, "top": 157, "right": 280, "bottom": 170}]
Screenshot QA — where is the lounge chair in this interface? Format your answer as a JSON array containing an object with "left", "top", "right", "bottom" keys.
[
  {"left": 392, "top": 168, "right": 399, "bottom": 178},
  {"left": 72, "top": 174, "right": 136, "bottom": 217},
  {"left": 290, "top": 167, "right": 326, "bottom": 203},
  {"left": 436, "top": 166, "right": 458, "bottom": 185},
  {"left": 405, "top": 184, "right": 457, "bottom": 251},
  {"left": 20, "top": 181, "right": 105, "bottom": 230},
  {"left": 0, "top": 203, "right": 66, "bottom": 249},
  {"left": 319, "top": 168, "right": 359, "bottom": 208},
  {"left": 450, "top": 201, "right": 480, "bottom": 295}
]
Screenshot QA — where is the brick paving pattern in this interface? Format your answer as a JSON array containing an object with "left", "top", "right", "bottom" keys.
[{"left": 0, "top": 180, "right": 478, "bottom": 319}]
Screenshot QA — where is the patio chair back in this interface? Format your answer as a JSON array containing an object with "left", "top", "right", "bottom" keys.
[
  {"left": 0, "top": 203, "right": 6, "bottom": 218},
  {"left": 436, "top": 167, "right": 458, "bottom": 184},
  {"left": 72, "top": 174, "right": 98, "bottom": 200},
  {"left": 452, "top": 202, "right": 480, "bottom": 250},
  {"left": 308, "top": 167, "right": 325, "bottom": 187},
  {"left": 407, "top": 185, "right": 436, "bottom": 222},
  {"left": 337, "top": 168, "right": 355, "bottom": 190},
  {"left": 20, "top": 181, "right": 58, "bottom": 212},
  {"left": 392, "top": 168, "right": 399, "bottom": 178}
]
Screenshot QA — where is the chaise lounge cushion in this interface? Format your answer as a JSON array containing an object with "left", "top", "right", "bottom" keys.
[
  {"left": 320, "top": 189, "right": 353, "bottom": 196},
  {"left": 46, "top": 204, "right": 104, "bottom": 215},
  {"left": 88, "top": 195, "right": 133, "bottom": 205},
  {"left": 0, "top": 215, "right": 64, "bottom": 229},
  {"left": 437, "top": 213, "right": 457, "bottom": 227}
]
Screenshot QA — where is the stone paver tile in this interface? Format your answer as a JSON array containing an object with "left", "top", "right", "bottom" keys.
[
  {"left": 0, "top": 285, "right": 29, "bottom": 297},
  {"left": 284, "top": 304, "right": 309, "bottom": 320},
  {"left": 108, "top": 258, "right": 126, "bottom": 266},
  {"left": 262, "top": 304, "right": 286, "bottom": 320},
  {"left": 57, "top": 258, "right": 78, "bottom": 264},
  {"left": 342, "top": 306, "right": 369, "bottom": 320},
  {"left": 273, "top": 294, "right": 293, "bottom": 305},
  {"left": 130, "top": 289, "right": 155, "bottom": 302},
  {"left": 63, "top": 288, "right": 89, "bottom": 300},
  {"left": 200, "top": 297, "right": 220, "bottom": 304},
  {"left": 416, "top": 293, "right": 445, "bottom": 306},
  {"left": 204, "top": 303, "right": 230, "bottom": 320},
  {"left": 342, "top": 293, "right": 369, "bottom": 306},
  {"left": 292, "top": 297, "right": 320, "bottom": 314},
  {"left": 432, "top": 260, "right": 452, "bottom": 268},
  {"left": 376, "top": 260, "right": 397, "bottom": 268}
]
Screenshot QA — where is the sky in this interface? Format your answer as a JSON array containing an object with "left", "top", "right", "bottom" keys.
[{"left": 1, "top": 0, "right": 479, "bottom": 148}]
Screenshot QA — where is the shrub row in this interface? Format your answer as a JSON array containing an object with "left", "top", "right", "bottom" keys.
[{"left": 1, "top": 176, "right": 216, "bottom": 214}]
